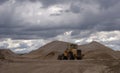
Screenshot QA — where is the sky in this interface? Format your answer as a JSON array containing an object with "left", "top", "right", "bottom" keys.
[{"left": 0, "top": 0, "right": 120, "bottom": 53}]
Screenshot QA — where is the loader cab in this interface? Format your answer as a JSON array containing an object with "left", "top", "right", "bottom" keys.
[{"left": 68, "top": 44, "right": 77, "bottom": 50}]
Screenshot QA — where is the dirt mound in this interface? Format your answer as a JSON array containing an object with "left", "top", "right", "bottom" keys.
[
  {"left": 79, "top": 41, "right": 118, "bottom": 59},
  {"left": 23, "top": 41, "right": 70, "bottom": 59},
  {"left": 114, "top": 51, "right": 120, "bottom": 59},
  {"left": 0, "top": 49, "right": 18, "bottom": 60},
  {"left": 43, "top": 51, "right": 60, "bottom": 60},
  {"left": 83, "top": 50, "right": 114, "bottom": 59},
  {"left": 79, "top": 41, "right": 113, "bottom": 52}
]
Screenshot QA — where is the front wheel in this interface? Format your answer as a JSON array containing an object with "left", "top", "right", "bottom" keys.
[{"left": 68, "top": 52, "right": 75, "bottom": 60}]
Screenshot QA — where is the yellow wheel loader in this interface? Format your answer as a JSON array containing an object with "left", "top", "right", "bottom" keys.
[{"left": 58, "top": 43, "right": 82, "bottom": 60}]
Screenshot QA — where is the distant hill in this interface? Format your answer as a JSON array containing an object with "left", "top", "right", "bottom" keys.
[
  {"left": 23, "top": 40, "right": 120, "bottom": 60},
  {"left": 0, "top": 49, "right": 18, "bottom": 60}
]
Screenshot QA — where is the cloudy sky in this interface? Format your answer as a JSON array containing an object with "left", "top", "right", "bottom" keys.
[{"left": 0, "top": 0, "right": 120, "bottom": 53}]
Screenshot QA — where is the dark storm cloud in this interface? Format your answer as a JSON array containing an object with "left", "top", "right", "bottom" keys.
[
  {"left": 16, "top": 0, "right": 120, "bottom": 9},
  {"left": 97, "top": 0, "right": 120, "bottom": 9},
  {"left": 15, "top": 0, "right": 64, "bottom": 7},
  {"left": 36, "top": 0, "right": 120, "bottom": 9},
  {"left": 70, "top": 3, "right": 81, "bottom": 13},
  {"left": 0, "top": 0, "right": 8, "bottom": 4},
  {"left": 29, "top": 0, "right": 68, "bottom": 7},
  {"left": 0, "top": 26, "right": 65, "bottom": 39},
  {"left": 38, "top": 0, "right": 60, "bottom": 7},
  {"left": 0, "top": 0, "right": 120, "bottom": 39},
  {"left": 95, "top": 23, "right": 120, "bottom": 31},
  {"left": 50, "top": 13, "right": 61, "bottom": 16}
]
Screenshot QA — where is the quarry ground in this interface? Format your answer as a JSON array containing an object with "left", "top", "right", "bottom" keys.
[{"left": 0, "top": 59, "right": 120, "bottom": 73}]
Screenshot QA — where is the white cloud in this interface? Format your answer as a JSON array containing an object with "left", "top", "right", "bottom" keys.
[
  {"left": 0, "top": 30, "right": 120, "bottom": 53},
  {"left": 75, "top": 30, "right": 120, "bottom": 50},
  {"left": 89, "top": 31, "right": 120, "bottom": 42},
  {"left": 48, "top": 5, "right": 62, "bottom": 15},
  {"left": 0, "top": 38, "right": 46, "bottom": 53}
]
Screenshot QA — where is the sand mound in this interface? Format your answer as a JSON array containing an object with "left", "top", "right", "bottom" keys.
[
  {"left": 79, "top": 41, "right": 113, "bottom": 52},
  {"left": 43, "top": 51, "right": 60, "bottom": 60},
  {"left": 0, "top": 49, "right": 18, "bottom": 60},
  {"left": 23, "top": 41, "right": 70, "bottom": 59},
  {"left": 83, "top": 50, "right": 114, "bottom": 59},
  {"left": 114, "top": 51, "right": 120, "bottom": 59},
  {"left": 79, "top": 41, "right": 119, "bottom": 59}
]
